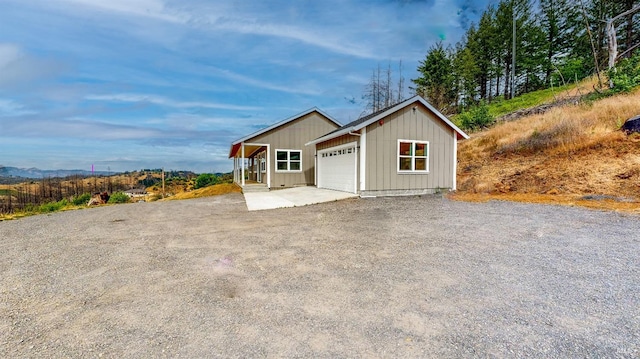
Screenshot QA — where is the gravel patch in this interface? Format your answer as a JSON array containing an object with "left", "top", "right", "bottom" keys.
[{"left": 1, "top": 194, "right": 639, "bottom": 358}]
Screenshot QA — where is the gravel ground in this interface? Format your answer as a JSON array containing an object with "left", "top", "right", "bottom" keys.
[{"left": 1, "top": 194, "right": 639, "bottom": 358}]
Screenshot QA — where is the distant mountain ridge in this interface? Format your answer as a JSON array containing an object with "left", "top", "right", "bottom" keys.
[{"left": 0, "top": 165, "right": 112, "bottom": 179}]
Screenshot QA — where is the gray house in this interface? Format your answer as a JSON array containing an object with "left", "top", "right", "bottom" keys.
[
  {"left": 306, "top": 95, "right": 469, "bottom": 196},
  {"left": 229, "top": 108, "right": 341, "bottom": 190}
]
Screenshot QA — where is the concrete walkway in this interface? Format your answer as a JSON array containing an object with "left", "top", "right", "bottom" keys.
[{"left": 243, "top": 186, "right": 358, "bottom": 211}]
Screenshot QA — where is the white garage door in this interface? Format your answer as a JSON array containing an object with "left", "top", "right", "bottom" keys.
[{"left": 318, "top": 142, "right": 357, "bottom": 193}]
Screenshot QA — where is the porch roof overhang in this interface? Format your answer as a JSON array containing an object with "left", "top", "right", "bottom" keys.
[
  {"left": 229, "top": 143, "right": 266, "bottom": 159},
  {"left": 229, "top": 143, "right": 242, "bottom": 158}
]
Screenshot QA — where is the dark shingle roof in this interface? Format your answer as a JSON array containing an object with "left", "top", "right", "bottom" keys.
[{"left": 320, "top": 102, "right": 401, "bottom": 138}]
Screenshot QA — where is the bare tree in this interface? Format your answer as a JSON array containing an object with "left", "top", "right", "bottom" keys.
[
  {"left": 363, "top": 61, "right": 406, "bottom": 114},
  {"left": 605, "top": 4, "right": 640, "bottom": 70}
]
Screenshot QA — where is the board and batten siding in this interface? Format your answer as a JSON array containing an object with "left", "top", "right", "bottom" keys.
[
  {"left": 364, "top": 104, "right": 455, "bottom": 192},
  {"left": 316, "top": 133, "right": 360, "bottom": 151},
  {"left": 249, "top": 112, "right": 339, "bottom": 188}
]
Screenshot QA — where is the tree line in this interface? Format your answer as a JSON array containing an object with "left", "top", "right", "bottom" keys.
[
  {"left": 0, "top": 175, "right": 131, "bottom": 214},
  {"left": 410, "top": 0, "right": 640, "bottom": 114}
]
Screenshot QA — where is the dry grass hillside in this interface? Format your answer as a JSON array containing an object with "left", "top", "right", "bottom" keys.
[
  {"left": 453, "top": 88, "right": 640, "bottom": 213},
  {"left": 161, "top": 183, "right": 241, "bottom": 200}
]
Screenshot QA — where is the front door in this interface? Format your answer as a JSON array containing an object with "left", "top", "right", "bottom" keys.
[{"left": 257, "top": 150, "right": 267, "bottom": 183}]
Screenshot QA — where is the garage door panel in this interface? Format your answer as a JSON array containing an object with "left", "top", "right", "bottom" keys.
[{"left": 318, "top": 144, "right": 356, "bottom": 193}]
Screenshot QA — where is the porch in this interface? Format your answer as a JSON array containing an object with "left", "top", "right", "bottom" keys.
[{"left": 231, "top": 142, "right": 270, "bottom": 190}]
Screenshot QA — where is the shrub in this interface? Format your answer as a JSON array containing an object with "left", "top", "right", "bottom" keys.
[
  {"left": 107, "top": 192, "right": 130, "bottom": 204},
  {"left": 459, "top": 101, "right": 495, "bottom": 131},
  {"left": 72, "top": 193, "right": 92, "bottom": 205},
  {"left": 39, "top": 199, "right": 68, "bottom": 213},
  {"left": 194, "top": 173, "right": 220, "bottom": 189},
  {"left": 608, "top": 54, "right": 640, "bottom": 93},
  {"left": 552, "top": 58, "right": 590, "bottom": 86}
]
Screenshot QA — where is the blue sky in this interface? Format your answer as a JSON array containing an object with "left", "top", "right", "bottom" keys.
[{"left": 0, "top": 0, "right": 490, "bottom": 173}]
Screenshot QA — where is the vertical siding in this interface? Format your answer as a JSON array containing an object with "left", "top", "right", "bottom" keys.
[
  {"left": 250, "top": 112, "right": 340, "bottom": 188},
  {"left": 316, "top": 133, "right": 359, "bottom": 150},
  {"left": 365, "top": 104, "right": 455, "bottom": 192}
]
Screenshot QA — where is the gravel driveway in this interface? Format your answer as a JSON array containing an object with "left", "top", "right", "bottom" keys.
[{"left": 1, "top": 194, "right": 639, "bottom": 358}]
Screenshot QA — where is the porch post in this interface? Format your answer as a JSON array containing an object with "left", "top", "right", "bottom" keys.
[
  {"left": 241, "top": 143, "right": 245, "bottom": 187},
  {"left": 266, "top": 144, "right": 270, "bottom": 188}
]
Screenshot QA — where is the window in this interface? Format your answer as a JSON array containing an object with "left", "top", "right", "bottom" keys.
[
  {"left": 398, "top": 140, "right": 429, "bottom": 173},
  {"left": 276, "top": 150, "right": 302, "bottom": 172}
]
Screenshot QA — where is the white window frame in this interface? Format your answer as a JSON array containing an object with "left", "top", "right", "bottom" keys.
[
  {"left": 397, "top": 139, "right": 429, "bottom": 173},
  {"left": 275, "top": 149, "right": 302, "bottom": 172}
]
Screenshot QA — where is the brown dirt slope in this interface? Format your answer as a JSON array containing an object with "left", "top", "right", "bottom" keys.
[{"left": 453, "top": 88, "right": 640, "bottom": 213}]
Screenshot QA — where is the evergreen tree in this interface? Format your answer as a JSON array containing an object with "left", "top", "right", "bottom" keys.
[{"left": 411, "top": 42, "right": 456, "bottom": 113}]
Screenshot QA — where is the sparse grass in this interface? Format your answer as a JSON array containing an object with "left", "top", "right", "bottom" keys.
[
  {"left": 161, "top": 183, "right": 241, "bottom": 201},
  {"left": 455, "top": 87, "right": 640, "bottom": 213},
  {"left": 491, "top": 77, "right": 598, "bottom": 117},
  {"left": 0, "top": 188, "right": 19, "bottom": 196}
]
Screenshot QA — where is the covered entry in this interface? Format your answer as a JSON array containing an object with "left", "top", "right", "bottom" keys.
[
  {"left": 231, "top": 143, "right": 270, "bottom": 188},
  {"left": 317, "top": 142, "right": 357, "bottom": 193}
]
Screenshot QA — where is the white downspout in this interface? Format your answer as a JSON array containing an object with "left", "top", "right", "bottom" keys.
[
  {"left": 360, "top": 127, "right": 366, "bottom": 192},
  {"left": 452, "top": 129, "right": 457, "bottom": 191}
]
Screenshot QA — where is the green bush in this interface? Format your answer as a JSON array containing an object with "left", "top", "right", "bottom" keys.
[
  {"left": 72, "top": 193, "right": 92, "bottom": 205},
  {"left": 194, "top": 173, "right": 220, "bottom": 189},
  {"left": 458, "top": 101, "right": 495, "bottom": 131},
  {"left": 608, "top": 54, "right": 640, "bottom": 93},
  {"left": 39, "top": 199, "right": 68, "bottom": 213},
  {"left": 107, "top": 192, "right": 130, "bottom": 204},
  {"left": 552, "top": 58, "right": 590, "bottom": 86}
]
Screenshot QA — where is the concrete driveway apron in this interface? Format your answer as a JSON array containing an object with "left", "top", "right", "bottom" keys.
[{"left": 243, "top": 186, "right": 358, "bottom": 211}]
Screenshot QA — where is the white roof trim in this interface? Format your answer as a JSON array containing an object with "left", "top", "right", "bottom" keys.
[
  {"left": 231, "top": 107, "right": 341, "bottom": 146},
  {"left": 306, "top": 96, "right": 469, "bottom": 146}
]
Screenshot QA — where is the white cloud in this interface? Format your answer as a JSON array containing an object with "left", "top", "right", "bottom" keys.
[
  {"left": 0, "top": 43, "right": 22, "bottom": 68},
  {"left": 85, "top": 93, "right": 260, "bottom": 111},
  {"left": 0, "top": 43, "right": 64, "bottom": 89},
  {"left": 1, "top": 117, "right": 163, "bottom": 140},
  {"left": 57, "top": 0, "right": 185, "bottom": 23},
  {"left": 48, "top": 0, "right": 381, "bottom": 59},
  {"left": 0, "top": 99, "right": 36, "bottom": 117},
  {"left": 206, "top": 67, "right": 322, "bottom": 95},
  {"left": 209, "top": 17, "right": 379, "bottom": 59}
]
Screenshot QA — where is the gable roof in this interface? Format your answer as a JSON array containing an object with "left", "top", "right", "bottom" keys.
[
  {"left": 229, "top": 107, "right": 341, "bottom": 158},
  {"left": 305, "top": 95, "right": 469, "bottom": 146}
]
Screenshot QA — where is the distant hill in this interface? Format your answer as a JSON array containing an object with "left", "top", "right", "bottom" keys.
[{"left": 0, "top": 166, "right": 112, "bottom": 180}]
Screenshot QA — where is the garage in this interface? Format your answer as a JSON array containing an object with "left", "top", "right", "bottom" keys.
[{"left": 317, "top": 142, "right": 357, "bottom": 193}]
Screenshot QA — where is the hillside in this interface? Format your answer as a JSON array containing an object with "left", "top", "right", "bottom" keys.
[
  {"left": 0, "top": 166, "right": 111, "bottom": 183},
  {"left": 453, "top": 88, "right": 640, "bottom": 214}
]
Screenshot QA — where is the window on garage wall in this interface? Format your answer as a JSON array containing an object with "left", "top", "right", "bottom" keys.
[{"left": 398, "top": 140, "right": 429, "bottom": 173}]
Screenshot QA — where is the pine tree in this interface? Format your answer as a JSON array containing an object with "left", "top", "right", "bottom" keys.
[{"left": 411, "top": 42, "right": 456, "bottom": 113}]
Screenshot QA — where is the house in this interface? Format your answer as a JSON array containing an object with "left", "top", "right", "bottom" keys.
[
  {"left": 305, "top": 95, "right": 469, "bottom": 197},
  {"left": 229, "top": 108, "right": 341, "bottom": 190}
]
